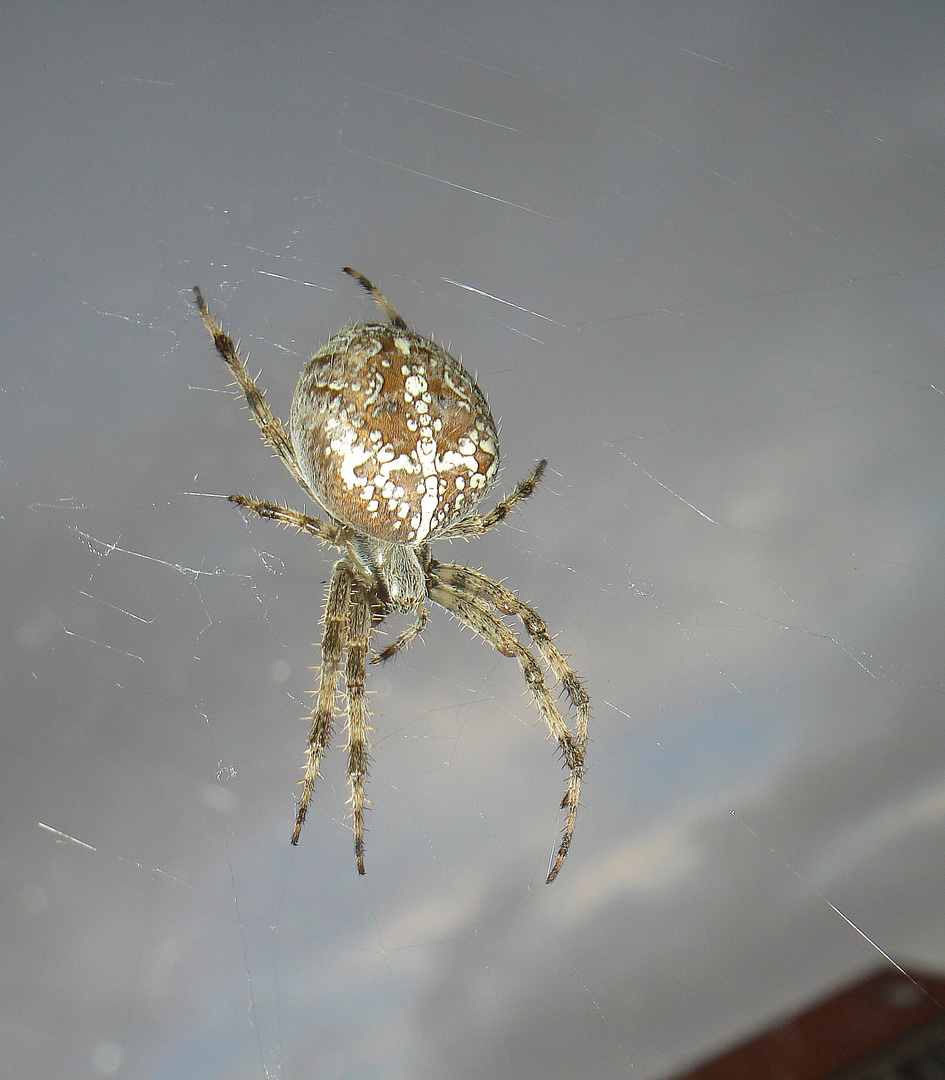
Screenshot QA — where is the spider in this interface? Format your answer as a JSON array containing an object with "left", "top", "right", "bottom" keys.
[{"left": 194, "top": 269, "right": 588, "bottom": 883}]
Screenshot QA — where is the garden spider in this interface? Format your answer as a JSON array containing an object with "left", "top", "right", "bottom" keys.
[{"left": 194, "top": 269, "right": 588, "bottom": 882}]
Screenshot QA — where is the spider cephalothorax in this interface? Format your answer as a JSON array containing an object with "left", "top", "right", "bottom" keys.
[{"left": 194, "top": 268, "right": 588, "bottom": 882}]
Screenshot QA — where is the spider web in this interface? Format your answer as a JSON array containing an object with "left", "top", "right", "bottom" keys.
[{"left": 4, "top": 3, "right": 945, "bottom": 1078}]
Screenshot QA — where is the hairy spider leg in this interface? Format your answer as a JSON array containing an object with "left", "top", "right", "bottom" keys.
[
  {"left": 292, "top": 564, "right": 351, "bottom": 845},
  {"left": 344, "top": 579, "right": 374, "bottom": 874},
  {"left": 428, "top": 575, "right": 584, "bottom": 883}
]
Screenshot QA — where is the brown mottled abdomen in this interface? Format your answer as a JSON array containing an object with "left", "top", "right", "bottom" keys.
[{"left": 289, "top": 324, "right": 499, "bottom": 544}]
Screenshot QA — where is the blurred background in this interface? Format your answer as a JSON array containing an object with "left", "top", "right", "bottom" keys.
[{"left": 3, "top": 3, "right": 945, "bottom": 1078}]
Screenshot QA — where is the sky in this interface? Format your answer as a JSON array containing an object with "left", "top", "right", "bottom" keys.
[{"left": 3, "top": 3, "right": 945, "bottom": 1078}]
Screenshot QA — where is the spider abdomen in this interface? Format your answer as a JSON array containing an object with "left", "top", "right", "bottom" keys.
[{"left": 290, "top": 324, "right": 499, "bottom": 543}]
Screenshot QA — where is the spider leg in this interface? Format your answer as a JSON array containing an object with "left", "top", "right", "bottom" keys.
[
  {"left": 372, "top": 600, "right": 428, "bottom": 664},
  {"left": 432, "top": 564, "right": 589, "bottom": 744},
  {"left": 441, "top": 460, "right": 547, "bottom": 539},
  {"left": 193, "top": 287, "right": 316, "bottom": 498},
  {"left": 428, "top": 575, "right": 584, "bottom": 884},
  {"left": 342, "top": 267, "right": 408, "bottom": 330},
  {"left": 292, "top": 563, "right": 351, "bottom": 845},
  {"left": 229, "top": 493, "right": 349, "bottom": 548},
  {"left": 344, "top": 580, "right": 373, "bottom": 874}
]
